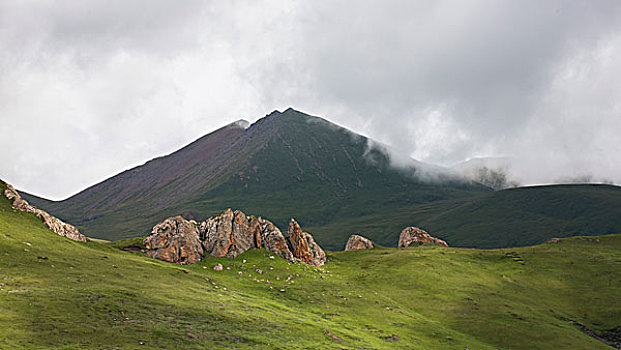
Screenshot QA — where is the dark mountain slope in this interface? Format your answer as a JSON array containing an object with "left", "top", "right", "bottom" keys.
[
  {"left": 307, "top": 184, "right": 621, "bottom": 249},
  {"left": 24, "top": 108, "right": 488, "bottom": 245}
]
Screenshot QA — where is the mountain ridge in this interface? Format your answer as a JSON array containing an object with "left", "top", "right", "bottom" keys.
[
  {"left": 23, "top": 108, "right": 489, "bottom": 246},
  {"left": 20, "top": 108, "right": 621, "bottom": 250}
]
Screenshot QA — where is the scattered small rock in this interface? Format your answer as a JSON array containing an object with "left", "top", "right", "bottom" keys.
[
  {"left": 380, "top": 334, "right": 400, "bottom": 341},
  {"left": 213, "top": 264, "right": 223, "bottom": 271},
  {"left": 256, "top": 269, "right": 263, "bottom": 275},
  {"left": 326, "top": 332, "right": 344, "bottom": 342},
  {"left": 112, "top": 265, "right": 118, "bottom": 268},
  {"left": 578, "top": 237, "right": 600, "bottom": 243}
]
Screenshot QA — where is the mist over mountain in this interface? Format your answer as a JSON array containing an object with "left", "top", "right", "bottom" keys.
[
  {"left": 23, "top": 108, "right": 488, "bottom": 248},
  {"left": 20, "top": 108, "right": 621, "bottom": 251}
]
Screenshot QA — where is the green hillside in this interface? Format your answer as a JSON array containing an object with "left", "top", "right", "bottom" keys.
[
  {"left": 307, "top": 183, "right": 621, "bottom": 249},
  {"left": 3, "top": 180, "right": 621, "bottom": 349}
]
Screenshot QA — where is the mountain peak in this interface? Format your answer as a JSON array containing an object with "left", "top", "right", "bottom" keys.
[
  {"left": 265, "top": 107, "right": 309, "bottom": 118},
  {"left": 231, "top": 119, "right": 250, "bottom": 129}
]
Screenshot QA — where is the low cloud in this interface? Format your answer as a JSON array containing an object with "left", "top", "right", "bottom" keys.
[{"left": 1, "top": 1, "right": 620, "bottom": 198}]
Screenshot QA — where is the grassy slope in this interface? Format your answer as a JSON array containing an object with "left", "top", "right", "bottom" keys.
[
  {"left": 305, "top": 183, "right": 621, "bottom": 249},
  {"left": 2, "top": 181, "right": 620, "bottom": 349}
]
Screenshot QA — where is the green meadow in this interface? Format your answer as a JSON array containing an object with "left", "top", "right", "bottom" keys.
[{"left": 1, "top": 181, "right": 620, "bottom": 349}]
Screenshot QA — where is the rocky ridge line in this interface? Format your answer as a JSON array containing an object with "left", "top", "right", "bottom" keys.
[
  {"left": 3, "top": 183, "right": 87, "bottom": 242},
  {"left": 143, "top": 209, "right": 325, "bottom": 266}
]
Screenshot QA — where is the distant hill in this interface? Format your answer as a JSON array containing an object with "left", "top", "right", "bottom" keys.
[
  {"left": 23, "top": 108, "right": 488, "bottom": 247},
  {"left": 308, "top": 184, "right": 621, "bottom": 249}
]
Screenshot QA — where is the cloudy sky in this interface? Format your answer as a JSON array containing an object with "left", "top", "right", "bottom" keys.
[{"left": 1, "top": 0, "right": 620, "bottom": 199}]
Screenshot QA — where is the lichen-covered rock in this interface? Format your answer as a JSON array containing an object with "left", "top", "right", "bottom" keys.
[
  {"left": 345, "top": 234, "right": 374, "bottom": 251},
  {"left": 200, "top": 209, "right": 260, "bottom": 258},
  {"left": 398, "top": 226, "right": 448, "bottom": 248},
  {"left": 257, "top": 217, "right": 295, "bottom": 262},
  {"left": 143, "top": 216, "right": 203, "bottom": 264},
  {"left": 198, "top": 209, "right": 294, "bottom": 261},
  {"left": 3, "top": 183, "right": 87, "bottom": 242},
  {"left": 287, "top": 218, "right": 326, "bottom": 266},
  {"left": 144, "top": 209, "right": 298, "bottom": 264}
]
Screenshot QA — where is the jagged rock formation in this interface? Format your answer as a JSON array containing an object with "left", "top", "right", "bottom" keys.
[
  {"left": 143, "top": 209, "right": 312, "bottom": 265},
  {"left": 144, "top": 216, "right": 203, "bottom": 264},
  {"left": 3, "top": 183, "right": 87, "bottom": 242},
  {"left": 288, "top": 219, "right": 326, "bottom": 266},
  {"left": 344, "top": 234, "right": 374, "bottom": 251},
  {"left": 398, "top": 227, "right": 448, "bottom": 248},
  {"left": 199, "top": 209, "right": 294, "bottom": 261}
]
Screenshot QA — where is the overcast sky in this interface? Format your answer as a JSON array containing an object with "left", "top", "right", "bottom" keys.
[{"left": 1, "top": 0, "right": 621, "bottom": 199}]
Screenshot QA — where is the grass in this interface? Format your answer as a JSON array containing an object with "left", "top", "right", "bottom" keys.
[{"left": 2, "top": 180, "right": 620, "bottom": 349}]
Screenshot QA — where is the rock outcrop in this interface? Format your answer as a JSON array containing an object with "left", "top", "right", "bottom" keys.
[
  {"left": 3, "top": 183, "right": 87, "bottom": 242},
  {"left": 143, "top": 216, "right": 203, "bottom": 264},
  {"left": 288, "top": 219, "right": 326, "bottom": 266},
  {"left": 199, "top": 208, "right": 295, "bottom": 261},
  {"left": 398, "top": 226, "right": 448, "bottom": 248},
  {"left": 143, "top": 209, "right": 309, "bottom": 265},
  {"left": 344, "top": 234, "right": 374, "bottom": 251},
  {"left": 200, "top": 209, "right": 257, "bottom": 258}
]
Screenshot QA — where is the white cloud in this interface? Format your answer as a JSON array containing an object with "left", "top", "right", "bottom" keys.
[{"left": 1, "top": 1, "right": 620, "bottom": 198}]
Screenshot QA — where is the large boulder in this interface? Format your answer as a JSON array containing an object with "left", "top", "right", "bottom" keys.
[
  {"left": 144, "top": 209, "right": 298, "bottom": 264},
  {"left": 200, "top": 209, "right": 260, "bottom": 258},
  {"left": 288, "top": 218, "right": 326, "bottom": 266},
  {"left": 398, "top": 227, "right": 448, "bottom": 248},
  {"left": 3, "top": 183, "right": 87, "bottom": 242},
  {"left": 257, "top": 217, "right": 295, "bottom": 262},
  {"left": 144, "top": 216, "right": 203, "bottom": 264},
  {"left": 344, "top": 234, "right": 374, "bottom": 251}
]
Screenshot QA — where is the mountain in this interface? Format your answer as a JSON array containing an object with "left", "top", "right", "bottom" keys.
[
  {"left": 22, "top": 108, "right": 621, "bottom": 250},
  {"left": 24, "top": 108, "right": 488, "bottom": 247},
  {"left": 2, "top": 180, "right": 621, "bottom": 349}
]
